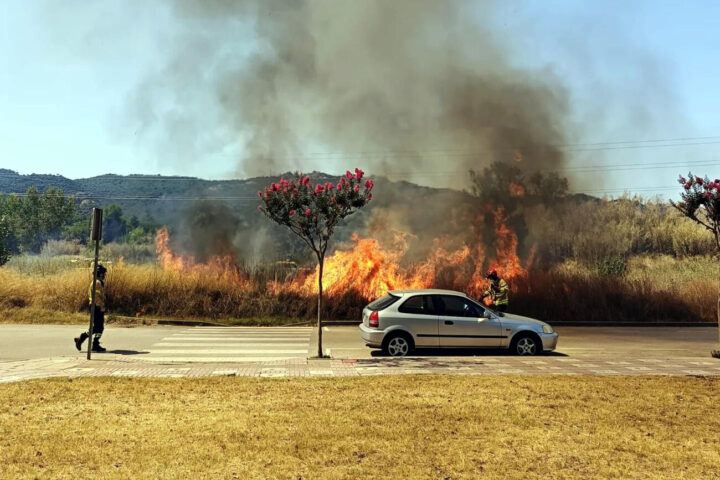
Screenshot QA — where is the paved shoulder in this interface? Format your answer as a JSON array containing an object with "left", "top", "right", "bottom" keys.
[{"left": 141, "top": 326, "right": 313, "bottom": 363}]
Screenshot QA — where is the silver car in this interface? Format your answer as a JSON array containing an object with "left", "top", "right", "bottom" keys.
[{"left": 359, "top": 289, "right": 558, "bottom": 357}]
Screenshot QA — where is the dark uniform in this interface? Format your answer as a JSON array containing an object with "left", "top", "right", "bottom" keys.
[{"left": 74, "top": 264, "right": 107, "bottom": 352}]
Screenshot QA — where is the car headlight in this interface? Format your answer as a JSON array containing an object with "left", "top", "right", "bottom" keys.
[{"left": 542, "top": 324, "right": 554, "bottom": 334}]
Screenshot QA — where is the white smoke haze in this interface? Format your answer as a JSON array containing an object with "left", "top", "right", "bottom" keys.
[{"left": 129, "top": 0, "right": 574, "bottom": 187}]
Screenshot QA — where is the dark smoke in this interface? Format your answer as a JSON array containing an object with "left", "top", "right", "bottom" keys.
[
  {"left": 132, "top": 0, "right": 571, "bottom": 187},
  {"left": 182, "top": 200, "right": 240, "bottom": 261}
]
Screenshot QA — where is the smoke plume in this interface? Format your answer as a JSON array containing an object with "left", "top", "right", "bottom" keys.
[{"left": 132, "top": 0, "right": 571, "bottom": 187}]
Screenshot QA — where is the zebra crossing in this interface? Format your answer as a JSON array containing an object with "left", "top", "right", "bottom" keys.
[{"left": 143, "top": 326, "right": 313, "bottom": 363}]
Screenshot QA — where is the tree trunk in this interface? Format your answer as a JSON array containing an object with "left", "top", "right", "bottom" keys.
[
  {"left": 715, "top": 267, "right": 720, "bottom": 357},
  {"left": 317, "top": 254, "right": 324, "bottom": 358},
  {"left": 715, "top": 237, "right": 720, "bottom": 358}
]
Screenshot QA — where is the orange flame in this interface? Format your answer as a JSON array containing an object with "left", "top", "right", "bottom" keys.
[
  {"left": 509, "top": 182, "right": 525, "bottom": 197},
  {"left": 155, "top": 227, "right": 246, "bottom": 282},
  {"left": 155, "top": 207, "right": 533, "bottom": 304},
  {"left": 155, "top": 227, "right": 193, "bottom": 271}
]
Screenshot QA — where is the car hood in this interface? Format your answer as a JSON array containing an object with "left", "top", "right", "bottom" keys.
[{"left": 499, "top": 313, "right": 548, "bottom": 326}]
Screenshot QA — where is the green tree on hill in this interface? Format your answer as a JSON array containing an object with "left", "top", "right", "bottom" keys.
[
  {"left": 0, "top": 214, "right": 11, "bottom": 265},
  {"left": 1, "top": 187, "right": 77, "bottom": 253}
]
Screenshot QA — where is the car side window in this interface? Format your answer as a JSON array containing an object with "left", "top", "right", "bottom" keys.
[
  {"left": 439, "top": 295, "right": 481, "bottom": 317},
  {"left": 398, "top": 295, "right": 434, "bottom": 315}
]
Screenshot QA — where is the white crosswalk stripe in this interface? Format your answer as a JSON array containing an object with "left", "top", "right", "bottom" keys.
[{"left": 144, "top": 326, "right": 313, "bottom": 363}]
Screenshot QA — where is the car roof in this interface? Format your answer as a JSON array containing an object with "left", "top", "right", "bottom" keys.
[{"left": 388, "top": 289, "right": 469, "bottom": 297}]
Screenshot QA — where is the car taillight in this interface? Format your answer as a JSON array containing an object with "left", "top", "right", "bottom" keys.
[{"left": 369, "top": 311, "right": 379, "bottom": 328}]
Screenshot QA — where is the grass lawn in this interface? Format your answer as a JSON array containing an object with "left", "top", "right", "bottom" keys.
[{"left": 1, "top": 376, "right": 718, "bottom": 479}]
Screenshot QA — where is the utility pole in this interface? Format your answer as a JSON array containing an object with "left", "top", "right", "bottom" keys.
[{"left": 87, "top": 208, "right": 103, "bottom": 360}]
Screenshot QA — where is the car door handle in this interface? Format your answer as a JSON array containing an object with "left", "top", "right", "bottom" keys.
[{"left": 444, "top": 321, "right": 454, "bottom": 325}]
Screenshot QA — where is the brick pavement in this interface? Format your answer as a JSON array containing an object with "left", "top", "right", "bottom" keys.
[{"left": 1, "top": 355, "right": 720, "bottom": 383}]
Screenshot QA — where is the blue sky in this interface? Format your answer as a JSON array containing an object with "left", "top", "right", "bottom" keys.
[{"left": 1, "top": 0, "right": 718, "bottom": 197}]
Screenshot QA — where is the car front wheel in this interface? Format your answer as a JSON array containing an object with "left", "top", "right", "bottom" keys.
[
  {"left": 384, "top": 333, "right": 412, "bottom": 357},
  {"left": 512, "top": 334, "right": 539, "bottom": 356}
]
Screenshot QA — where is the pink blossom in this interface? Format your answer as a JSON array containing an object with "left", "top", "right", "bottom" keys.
[
  {"left": 312, "top": 216, "right": 317, "bottom": 221},
  {"left": 715, "top": 179, "right": 720, "bottom": 184},
  {"left": 315, "top": 185, "right": 324, "bottom": 194},
  {"left": 325, "top": 182, "right": 333, "bottom": 190},
  {"left": 289, "top": 210, "right": 295, "bottom": 216},
  {"left": 346, "top": 170, "right": 354, "bottom": 179},
  {"left": 366, "top": 193, "right": 372, "bottom": 201},
  {"left": 354, "top": 184, "right": 360, "bottom": 192},
  {"left": 702, "top": 193, "right": 712, "bottom": 199},
  {"left": 365, "top": 179, "right": 374, "bottom": 189},
  {"left": 257, "top": 205, "right": 263, "bottom": 211},
  {"left": 303, "top": 176, "right": 311, "bottom": 186},
  {"left": 355, "top": 167, "right": 364, "bottom": 179},
  {"left": 271, "top": 184, "right": 279, "bottom": 192},
  {"left": 257, "top": 191, "right": 262, "bottom": 197},
  {"left": 696, "top": 177, "right": 704, "bottom": 184},
  {"left": 684, "top": 182, "right": 691, "bottom": 190},
  {"left": 305, "top": 208, "right": 311, "bottom": 215},
  {"left": 340, "top": 177, "right": 346, "bottom": 185},
  {"left": 679, "top": 177, "right": 687, "bottom": 184},
  {"left": 336, "top": 183, "right": 342, "bottom": 191}
]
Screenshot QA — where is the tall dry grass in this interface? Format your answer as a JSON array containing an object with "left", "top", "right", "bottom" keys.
[{"left": 0, "top": 254, "right": 716, "bottom": 323}]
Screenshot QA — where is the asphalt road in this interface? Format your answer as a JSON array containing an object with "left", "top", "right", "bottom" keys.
[{"left": 0, "top": 324, "right": 717, "bottom": 362}]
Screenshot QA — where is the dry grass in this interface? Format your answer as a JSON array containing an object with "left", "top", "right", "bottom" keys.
[
  {"left": 0, "top": 375, "right": 718, "bottom": 479},
  {"left": 0, "top": 254, "right": 716, "bottom": 323},
  {"left": 514, "top": 256, "right": 718, "bottom": 324},
  {"left": 0, "top": 307, "right": 86, "bottom": 325}
]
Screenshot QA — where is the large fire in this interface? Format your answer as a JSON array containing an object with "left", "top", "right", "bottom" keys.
[
  {"left": 154, "top": 207, "right": 530, "bottom": 302},
  {"left": 155, "top": 226, "right": 245, "bottom": 282}
]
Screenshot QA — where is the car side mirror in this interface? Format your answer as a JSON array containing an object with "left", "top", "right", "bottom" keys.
[{"left": 482, "top": 310, "right": 492, "bottom": 319}]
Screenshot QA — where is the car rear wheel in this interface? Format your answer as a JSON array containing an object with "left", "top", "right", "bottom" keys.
[
  {"left": 511, "top": 334, "right": 539, "bottom": 356},
  {"left": 384, "top": 333, "right": 413, "bottom": 357}
]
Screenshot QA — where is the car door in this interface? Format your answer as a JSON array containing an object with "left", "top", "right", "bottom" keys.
[
  {"left": 395, "top": 294, "right": 439, "bottom": 347},
  {"left": 435, "top": 295, "right": 503, "bottom": 347}
]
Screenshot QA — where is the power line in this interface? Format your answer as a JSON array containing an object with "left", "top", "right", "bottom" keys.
[{"left": 0, "top": 159, "right": 717, "bottom": 182}]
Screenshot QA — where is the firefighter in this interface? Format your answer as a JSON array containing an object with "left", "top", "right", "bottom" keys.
[
  {"left": 480, "top": 268, "right": 509, "bottom": 312},
  {"left": 74, "top": 264, "right": 108, "bottom": 352}
]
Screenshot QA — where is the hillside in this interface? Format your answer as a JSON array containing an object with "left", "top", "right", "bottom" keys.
[{"left": 0, "top": 169, "right": 476, "bottom": 260}]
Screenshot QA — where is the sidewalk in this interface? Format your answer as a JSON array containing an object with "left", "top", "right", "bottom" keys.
[{"left": 1, "top": 354, "right": 720, "bottom": 383}]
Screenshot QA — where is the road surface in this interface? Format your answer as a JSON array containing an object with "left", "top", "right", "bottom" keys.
[{"left": 0, "top": 324, "right": 717, "bottom": 362}]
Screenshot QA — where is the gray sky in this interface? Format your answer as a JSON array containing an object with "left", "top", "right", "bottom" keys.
[{"left": 1, "top": 0, "right": 719, "bottom": 197}]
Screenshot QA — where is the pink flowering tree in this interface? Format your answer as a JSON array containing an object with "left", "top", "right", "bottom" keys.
[
  {"left": 672, "top": 173, "right": 720, "bottom": 357},
  {"left": 258, "top": 169, "right": 374, "bottom": 357}
]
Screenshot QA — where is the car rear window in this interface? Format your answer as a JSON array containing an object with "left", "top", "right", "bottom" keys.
[{"left": 367, "top": 294, "right": 400, "bottom": 311}]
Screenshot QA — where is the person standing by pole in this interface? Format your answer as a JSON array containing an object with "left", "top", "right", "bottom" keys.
[
  {"left": 74, "top": 264, "right": 108, "bottom": 353},
  {"left": 74, "top": 208, "right": 106, "bottom": 355}
]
